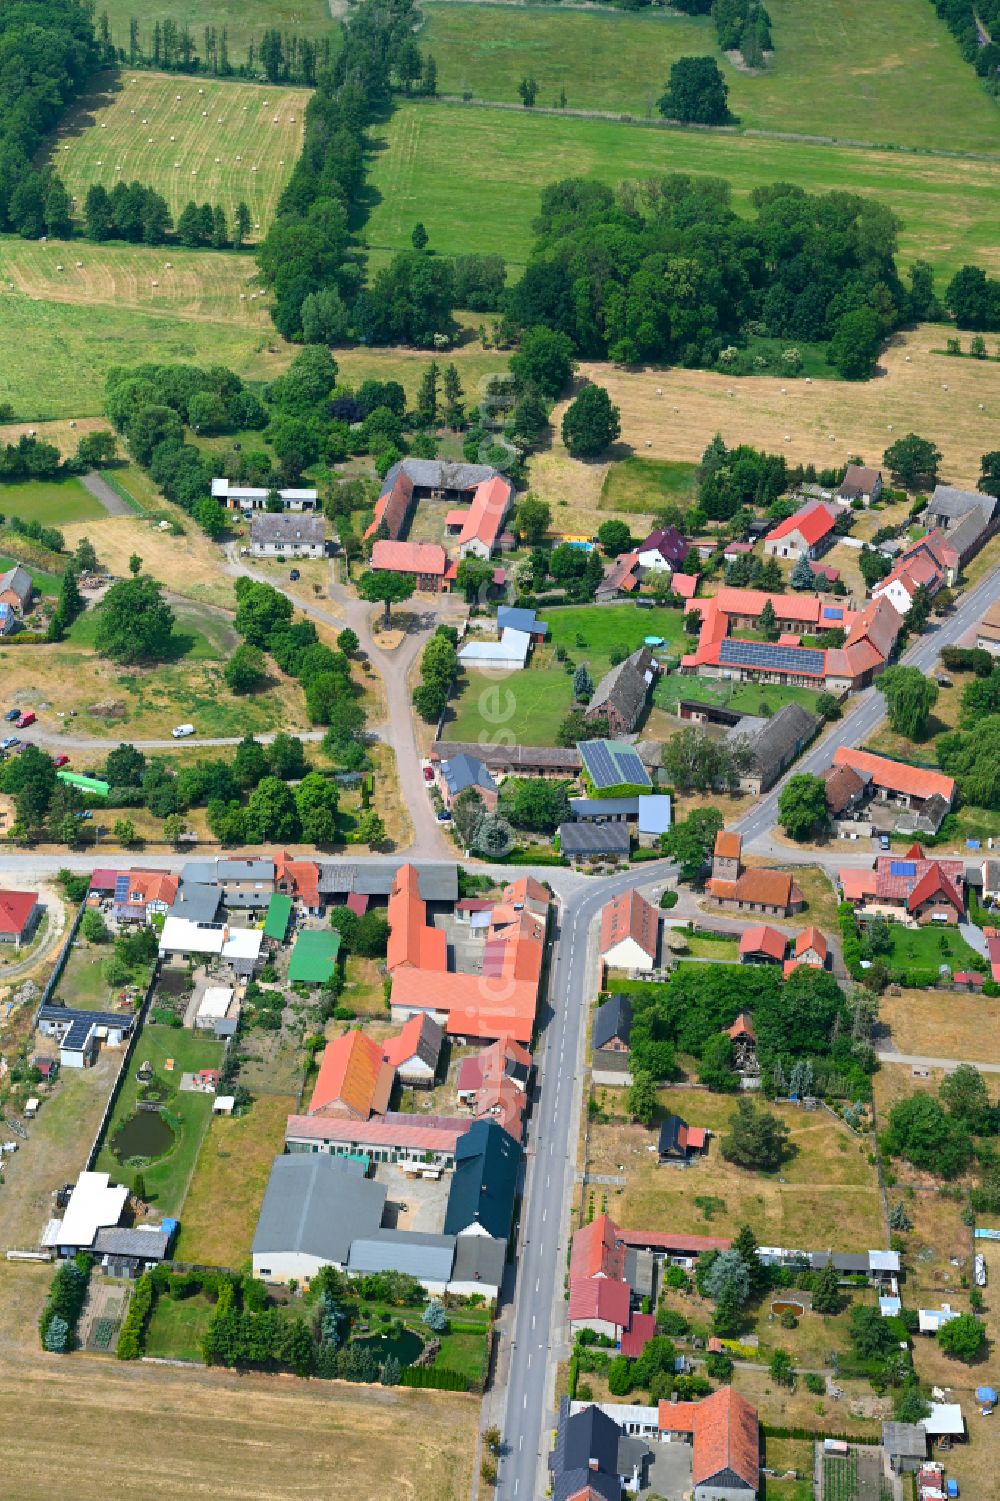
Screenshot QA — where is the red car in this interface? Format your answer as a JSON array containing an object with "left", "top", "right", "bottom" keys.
[
  {"left": 422, "top": 766, "right": 435, "bottom": 782},
  {"left": 52, "top": 754, "right": 70, "bottom": 768},
  {"left": 15, "top": 711, "right": 35, "bottom": 729}
]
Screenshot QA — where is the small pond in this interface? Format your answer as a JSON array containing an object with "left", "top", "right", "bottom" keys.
[
  {"left": 770, "top": 1298, "right": 806, "bottom": 1317},
  {"left": 112, "top": 1109, "right": 176, "bottom": 1163},
  {"left": 352, "top": 1328, "right": 424, "bottom": 1369}
]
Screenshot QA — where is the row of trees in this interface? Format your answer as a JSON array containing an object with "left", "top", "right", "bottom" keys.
[
  {"left": 108, "top": 17, "right": 338, "bottom": 85},
  {"left": 928, "top": 0, "right": 1000, "bottom": 88},
  {"left": 0, "top": 0, "right": 109, "bottom": 240}
]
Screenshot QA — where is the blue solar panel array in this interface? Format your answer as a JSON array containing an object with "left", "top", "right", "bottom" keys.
[
  {"left": 822, "top": 607, "right": 844, "bottom": 620},
  {"left": 718, "top": 637, "right": 825, "bottom": 675},
  {"left": 890, "top": 860, "right": 916, "bottom": 877},
  {"left": 114, "top": 873, "right": 131, "bottom": 903},
  {"left": 579, "top": 739, "right": 650, "bottom": 789}
]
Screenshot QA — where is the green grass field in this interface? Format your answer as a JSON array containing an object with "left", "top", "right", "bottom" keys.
[
  {"left": 886, "top": 924, "right": 984, "bottom": 975},
  {"left": 98, "top": 0, "right": 334, "bottom": 57},
  {"left": 420, "top": 0, "right": 1000, "bottom": 153},
  {"left": 443, "top": 604, "right": 691, "bottom": 745},
  {"left": 66, "top": 596, "right": 238, "bottom": 661},
  {"left": 599, "top": 458, "right": 698, "bottom": 516},
  {"left": 0, "top": 289, "right": 289, "bottom": 420},
  {"left": 654, "top": 674, "right": 822, "bottom": 717},
  {"left": 0, "top": 477, "right": 104, "bottom": 526},
  {"left": 144, "top": 1289, "right": 216, "bottom": 1362},
  {"left": 94, "top": 1019, "right": 224, "bottom": 1215},
  {"left": 367, "top": 102, "right": 1000, "bottom": 280},
  {"left": 47, "top": 72, "right": 309, "bottom": 240}
]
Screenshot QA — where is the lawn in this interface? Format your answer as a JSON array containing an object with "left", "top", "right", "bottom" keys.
[
  {"left": 654, "top": 673, "right": 822, "bottom": 718},
  {"left": 367, "top": 102, "right": 1000, "bottom": 281},
  {"left": 885, "top": 923, "right": 985, "bottom": 975},
  {"left": 419, "top": 0, "right": 1000, "bottom": 153},
  {"left": 0, "top": 234, "right": 270, "bottom": 329},
  {"left": 0, "top": 288, "right": 291, "bottom": 421},
  {"left": 546, "top": 603, "right": 689, "bottom": 672},
  {"left": 599, "top": 457, "right": 698, "bottom": 516},
  {"left": 174, "top": 1093, "right": 298, "bottom": 1267},
  {"left": 144, "top": 1289, "right": 217, "bottom": 1362},
  {"left": 0, "top": 477, "right": 103, "bottom": 526},
  {"left": 93, "top": 1018, "right": 224, "bottom": 1215},
  {"left": 441, "top": 664, "right": 573, "bottom": 748},
  {"left": 52, "top": 941, "right": 126, "bottom": 1012},
  {"left": 586, "top": 1084, "right": 884, "bottom": 1249},
  {"left": 97, "top": 0, "right": 334, "bottom": 57},
  {"left": 675, "top": 933, "right": 739, "bottom": 962},
  {"left": 46, "top": 73, "right": 309, "bottom": 240}
]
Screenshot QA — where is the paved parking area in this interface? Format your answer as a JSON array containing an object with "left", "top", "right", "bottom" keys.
[{"left": 375, "top": 1161, "right": 451, "bottom": 1234}]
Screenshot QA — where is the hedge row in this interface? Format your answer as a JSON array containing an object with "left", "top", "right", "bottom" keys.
[
  {"left": 39, "top": 1254, "right": 93, "bottom": 1352},
  {"left": 761, "top": 1424, "right": 878, "bottom": 1444},
  {"left": 507, "top": 849, "right": 569, "bottom": 867},
  {"left": 400, "top": 1366, "right": 469, "bottom": 1391},
  {"left": 116, "top": 1271, "right": 156, "bottom": 1359}
]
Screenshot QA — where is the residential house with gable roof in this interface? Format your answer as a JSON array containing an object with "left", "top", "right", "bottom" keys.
[
  {"left": 585, "top": 647, "right": 656, "bottom": 736},
  {"left": 838, "top": 844, "right": 965, "bottom": 926},
  {"left": 0, "top": 563, "right": 33, "bottom": 614},
  {"left": 837, "top": 464, "right": 882, "bottom": 506},
  {"left": 763, "top": 502, "right": 839, "bottom": 561},
  {"left": 307, "top": 1030, "right": 395, "bottom": 1120},
  {"left": 599, "top": 889, "right": 659, "bottom": 970},
  {"left": 370, "top": 539, "right": 451, "bottom": 592},
  {"left": 636, "top": 526, "right": 690, "bottom": 573}
]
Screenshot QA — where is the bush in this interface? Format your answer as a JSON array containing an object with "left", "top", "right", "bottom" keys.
[
  {"left": 116, "top": 1271, "right": 156, "bottom": 1359},
  {"left": 705, "top": 1351, "right": 734, "bottom": 1381},
  {"left": 805, "top": 1372, "right": 825, "bottom": 1395},
  {"left": 39, "top": 1256, "right": 92, "bottom": 1353}
]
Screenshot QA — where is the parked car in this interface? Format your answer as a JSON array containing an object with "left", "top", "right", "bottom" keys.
[
  {"left": 1, "top": 737, "right": 19, "bottom": 751},
  {"left": 4, "top": 708, "right": 19, "bottom": 722},
  {"left": 289, "top": 568, "right": 300, "bottom": 581},
  {"left": 436, "top": 810, "right": 452, "bottom": 822},
  {"left": 171, "top": 723, "right": 195, "bottom": 739},
  {"left": 15, "top": 711, "right": 36, "bottom": 728},
  {"left": 52, "top": 754, "right": 70, "bottom": 768},
  {"left": 75, "top": 810, "right": 94, "bottom": 820},
  {"left": 422, "top": 766, "right": 435, "bottom": 782},
  {"left": 879, "top": 834, "right": 891, "bottom": 851}
]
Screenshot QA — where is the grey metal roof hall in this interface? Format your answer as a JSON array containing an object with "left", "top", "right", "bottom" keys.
[
  {"left": 558, "top": 822, "right": 631, "bottom": 856},
  {"left": 382, "top": 458, "right": 499, "bottom": 494},
  {"left": 569, "top": 797, "right": 640, "bottom": 820},
  {"left": 317, "top": 860, "right": 458, "bottom": 902},
  {"left": 252, "top": 1154, "right": 386, "bottom": 1265},
  {"left": 93, "top": 1227, "right": 170, "bottom": 1260},
  {"left": 451, "top": 1234, "right": 507, "bottom": 1290},
  {"left": 168, "top": 882, "right": 222, "bottom": 924},
  {"left": 346, "top": 1229, "right": 456, "bottom": 1283},
  {"left": 927, "top": 485, "right": 997, "bottom": 524},
  {"left": 250, "top": 514, "right": 326, "bottom": 547}
]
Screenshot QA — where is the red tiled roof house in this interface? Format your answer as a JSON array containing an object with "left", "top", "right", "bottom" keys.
[
  {"left": 599, "top": 889, "right": 659, "bottom": 971},
  {"left": 0, "top": 889, "right": 42, "bottom": 950}
]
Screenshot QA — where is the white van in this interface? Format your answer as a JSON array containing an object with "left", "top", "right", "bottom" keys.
[{"left": 171, "top": 723, "right": 195, "bottom": 739}]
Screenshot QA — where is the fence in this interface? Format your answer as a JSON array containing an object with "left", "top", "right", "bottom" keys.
[
  {"left": 84, "top": 960, "right": 161, "bottom": 1171},
  {"left": 34, "top": 894, "right": 88, "bottom": 1021}
]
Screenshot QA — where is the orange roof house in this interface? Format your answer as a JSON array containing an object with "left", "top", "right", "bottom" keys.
[
  {"left": 502, "top": 875, "right": 551, "bottom": 915},
  {"left": 843, "top": 596, "right": 901, "bottom": 664},
  {"left": 708, "top": 867, "right": 803, "bottom": 916},
  {"left": 715, "top": 831, "right": 742, "bottom": 860},
  {"left": 308, "top": 1030, "right": 394, "bottom": 1120},
  {"left": 831, "top": 747, "right": 955, "bottom": 810},
  {"left": 739, "top": 925, "right": 787, "bottom": 964},
  {"left": 569, "top": 1212, "right": 626, "bottom": 1284},
  {"left": 784, "top": 925, "right": 828, "bottom": 977},
  {"left": 370, "top": 539, "right": 448, "bottom": 581},
  {"left": 599, "top": 889, "right": 659, "bottom": 970},
  {"left": 389, "top": 967, "right": 538, "bottom": 1045},
  {"left": 386, "top": 863, "right": 448, "bottom": 973},
  {"left": 274, "top": 851, "right": 321, "bottom": 910},
  {"left": 455, "top": 475, "right": 515, "bottom": 557},
  {"left": 689, "top": 1386, "right": 760, "bottom": 1492},
  {"left": 763, "top": 503, "right": 838, "bottom": 558}
]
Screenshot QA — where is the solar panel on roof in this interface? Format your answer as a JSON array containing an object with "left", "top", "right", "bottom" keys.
[
  {"left": 719, "top": 638, "right": 825, "bottom": 675},
  {"left": 615, "top": 751, "right": 647, "bottom": 784},
  {"left": 581, "top": 740, "right": 617, "bottom": 788},
  {"left": 890, "top": 860, "right": 916, "bottom": 877},
  {"left": 114, "top": 873, "right": 130, "bottom": 902},
  {"left": 822, "top": 607, "right": 844, "bottom": 620}
]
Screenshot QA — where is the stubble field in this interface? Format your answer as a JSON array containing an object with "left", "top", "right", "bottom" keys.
[{"left": 47, "top": 72, "right": 309, "bottom": 239}]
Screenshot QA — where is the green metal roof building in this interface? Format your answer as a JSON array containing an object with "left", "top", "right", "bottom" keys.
[
  {"left": 263, "top": 893, "right": 293, "bottom": 943},
  {"left": 288, "top": 928, "right": 341, "bottom": 985},
  {"left": 56, "top": 771, "right": 110, "bottom": 798}
]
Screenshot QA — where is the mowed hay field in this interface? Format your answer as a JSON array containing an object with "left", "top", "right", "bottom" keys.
[
  {"left": 0, "top": 236, "right": 268, "bottom": 327},
  {"left": 0, "top": 1350, "right": 477, "bottom": 1501},
  {"left": 421, "top": 0, "right": 1000, "bottom": 153},
  {"left": 587, "top": 1086, "right": 885, "bottom": 1249},
  {"left": 559, "top": 325, "right": 1000, "bottom": 490},
  {"left": 366, "top": 102, "right": 1000, "bottom": 280},
  {"left": 48, "top": 72, "right": 309, "bottom": 240}
]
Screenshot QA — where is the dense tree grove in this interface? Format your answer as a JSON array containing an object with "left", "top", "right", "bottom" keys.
[
  {"left": 0, "top": 0, "right": 108, "bottom": 238},
  {"left": 928, "top": 0, "right": 1000, "bottom": 91},
  {"left": 504, "top": 176, "right": 906, "bottom": 374},
  {"left": 258, "top": 0, "right": 432, "bottom": 339}
]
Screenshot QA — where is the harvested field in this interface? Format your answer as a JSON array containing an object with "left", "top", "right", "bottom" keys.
[
  {"left": 888, "top": 988, "right": 1000, "bottom": 1064},
  {"left": 564, "top": 327, "right": 1000, "bottom": 491},
  {"left": 0, "top": 1346, "right": 477, "bottom": 1501},
  {"left": 62, "top": 513, "right": 237, "bottom": 607},
  {"left": 586, "top": 1085, "right": 884, "bottom": 1249},
  {"left": 47, "top": 73, "right": 308, "bottom": 240},
  {"left": 0, "top": 236, "right": 268, "bottom": 327},
  {"left": 174, "top": 1093, "right": 297, "bottom": 1267}
]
